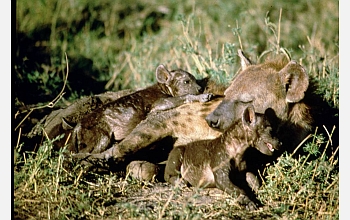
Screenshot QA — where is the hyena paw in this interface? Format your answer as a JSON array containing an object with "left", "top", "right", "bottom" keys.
[
  {"left": 198, "top": 93, "right": 214, "bottom": 102},
  {"left": 236, "top": 194, "right": 258, "bottom": 211},
  {"left": 127, "top": 160, "right": 160, "bottom": 182},
  {"left": 184, "top": 93, "right": 213, "bottom": 103}
]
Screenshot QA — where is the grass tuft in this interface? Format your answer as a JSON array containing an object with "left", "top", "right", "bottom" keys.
[{"left": 15, "top": 0, "right": 338, "bottom": 218}]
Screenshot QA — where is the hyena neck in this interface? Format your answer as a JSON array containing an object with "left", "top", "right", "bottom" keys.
[
  {"left": 203, "top": 78, "right": 227, "bottom": 96},
  {"left": 287, "top": 101, "right": 313, "bottom": 132},
  {"left": 221, "top": 121, "right": 252, "bottom": 151},
  {"left": 157, "top": 82, "right": 174, "bottom": 97}
]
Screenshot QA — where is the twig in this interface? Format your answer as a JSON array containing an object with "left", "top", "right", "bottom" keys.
[
  {"left": 158, "top": 186, "right": 175, "bottom": 219},
  {"left": 280, "top": 47, "right": 291, "bottom": 61},
  {"left": 323, "top": 125, "right": 334, "bottom": 146},
  {"left": 276, "top": 8, "right": 282, "bottom": 53},
  {"left": 14, "top": 127, "right": 22, "bottom": 164},
  {"left": 158, "top": 173, "right": 188, "bottom": 219},
  {"left": 14, "top": 53, "right": 70, "bottom": 131},
  {"left": 290, "top": 133, "right": 313, "bottom": 157},
  {"left": 328, "top": 145, "right": 339, "bottom": 166},
  {"left": 64, "top": 132, "right": 72, "bottom": 146},
  {"left": 235, "top": 20, "right": 243, "bottom": 51},
  {"left": 324, "top": 174, "right": 338, "bottom": 192},
  {"left": 16, "top": 127, "right": 22, "bottom": 151},
  {"left": 105, "top": 56, "right": 128, "bottom": 90},
  {"left": 14, "top": 109, "right": 34, "bottom": 132}
]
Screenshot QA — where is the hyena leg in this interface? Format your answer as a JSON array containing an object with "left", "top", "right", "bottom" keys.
[
  {"left": 246, "top": 171, "right": 261, "bottom": 193},
  {"left": 214, "top": 169, "right": 258, "bottom": 211},
  {"left": 73, "top": 111, "right": 174, "bottom": 164},
  {"left": 106, "top": 120, "right": 172, "bottom": 160},
  {"left": 164, "top": 146, "right": 185, "bottom": 185}
]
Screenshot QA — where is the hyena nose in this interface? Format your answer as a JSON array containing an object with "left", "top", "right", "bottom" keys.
[
  {"left": 197, "top": 85, "right": 203, "bottom": 93},
  {"left": 205, "top": 115, "right": 220, "bottom": 128}
]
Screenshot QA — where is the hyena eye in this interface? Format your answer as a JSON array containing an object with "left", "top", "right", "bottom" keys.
[{"left": 184, "top": 80, "right": 189, "bottom": 84}]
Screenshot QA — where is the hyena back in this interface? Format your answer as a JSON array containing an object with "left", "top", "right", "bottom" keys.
[
  {"left": 66, "top": 64, "right": 212, "bottom": 154},
  {"left": 101, "top": 97, "right": 224, "bottom": 162}
]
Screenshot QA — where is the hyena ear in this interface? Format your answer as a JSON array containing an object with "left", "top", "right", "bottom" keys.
[
  {"left": 279, "top": 61, "right": 309, "bottom": 103},
  {"left": 238, "top": 49, "right": 252, "bottom": 71},
  {"left": 264, "top": 108, "right": 279, "bottom": 130},
  {"left": 242, "top": 105, "right": 256, "bottom": 129},
  {"left": 156, "top": 64, "right": 172, "bottom": 84},
  {"left": 61, "top": 117, "right": 75, "bottom": 130}
]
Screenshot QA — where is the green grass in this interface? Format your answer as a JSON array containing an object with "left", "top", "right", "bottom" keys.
[
  {"left": 14, "top": 0, "right": 339, "bottom": 219},
  {"left": 14, "top": 130, "right": 339, "bottom": 219}
]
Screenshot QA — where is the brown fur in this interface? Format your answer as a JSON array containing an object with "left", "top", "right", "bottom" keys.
[
  {"left": 72, "top": 50, "right": 313, "bottom": 194},
  {"left": 79, "top": 50, "right": 312, "bottom": 164},
  {"left": 99, "top": 98, "right": 223, "bottom": 158},
  {"left": 27, "top": 89, "right": 136, "bottom": 151},
  {"left": 164, "top": 106, "right": 280, "bottom": 210},
  {"left": 66, "top": 64, "right": 213, "bottom": 153},
  {"left": 206, "top": 50, "right": 313, "bottom": 152},
  {"left": 126, "top": 160, "right": 161, "bottom": 182},
  {"left": 27, "top": 77, "right": 220, "bottom": 152},
  {"left": 74, "top": 78, "right": 226, "bottom": 162}
]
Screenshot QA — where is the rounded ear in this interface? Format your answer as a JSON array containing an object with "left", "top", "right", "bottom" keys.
[
  {"left": 61, "top": 117, "right": 75, "bottom": 130},
  {"left": 242, "top": 105, "right": 256, "bottom": 128},
  {"left": 238, "top": 49, "right": 252, "bottom": 71},
  {"left": 279, "top": 61, "right": 309, "bottom": 103},
  {"left": 156, "top": 64, "right": 172, "bottom": 84}
]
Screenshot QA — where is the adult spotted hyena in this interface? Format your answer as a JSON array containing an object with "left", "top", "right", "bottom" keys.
[
  {"left": 66, "top": 64, "right": 213, "bottom": 154},
  {"left": 164, "top": 105, "right": 281, "bottom": 210},
  {"left": 206, "top": 50, "right": 313, "bottom": 153}
]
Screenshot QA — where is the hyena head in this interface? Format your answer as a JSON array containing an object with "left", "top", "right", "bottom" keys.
[
  {"left": 239, "top": 105, "right": 281, "bottom": 156},
  {"left": 206, "top": 50, "right": 311, "bottom": 133},
  {"left": 155, "top": 64, "right": 202, "bottom": 97}
]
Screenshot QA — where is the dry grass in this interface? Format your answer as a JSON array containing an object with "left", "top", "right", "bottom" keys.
[{"left": 14, "top": 0, "right": 339, "bottom": 219}]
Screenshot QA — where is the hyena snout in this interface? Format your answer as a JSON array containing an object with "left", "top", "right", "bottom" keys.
[
  {"left": 188, "top": 84, "right": 202, "bottom": 95},
  {"left": 205, "top": 113, "right": 221, "bottom": 129},
  {"left": 206, "top": 100, "right": 240, "bottom": 130}
]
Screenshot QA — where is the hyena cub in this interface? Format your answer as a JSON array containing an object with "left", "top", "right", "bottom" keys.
[
  {"left": 66, "top": 64, "right": 212, "bottom": 153},
  {"left": 164, "top": 105, "right": 280, "bottom": 210}
]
